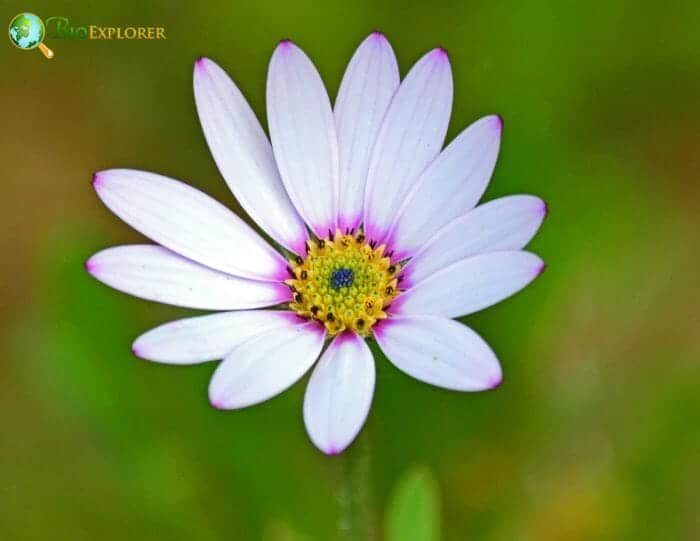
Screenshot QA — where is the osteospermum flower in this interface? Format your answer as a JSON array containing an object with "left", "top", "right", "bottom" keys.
[{"left": 87, "top": 32, "right": 546, "bottom": 455}]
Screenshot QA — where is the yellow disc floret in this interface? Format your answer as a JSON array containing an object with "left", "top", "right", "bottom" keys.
[{"left": 286, "top": 229, "right": 401, "bottom": 336}]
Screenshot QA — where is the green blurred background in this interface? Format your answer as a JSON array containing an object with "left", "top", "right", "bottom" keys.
[{"left": 2, "top": 1, "right": 699, "bottom": 539}]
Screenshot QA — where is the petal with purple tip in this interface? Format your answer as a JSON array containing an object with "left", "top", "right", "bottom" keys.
[
  {"left": 209, "top": 319, "right": 325, "bottom": 410},
  {"left": 386, "top": 115, "right": 502, "bottom": 258},
  {"left": 334, "top": 32, "right": 400, "bottom": 231},
  {"left": 374, "top": 316, "right": 502, "bottom": 391},
  {"left": 86, "top": 245, "right": 290, "bottom": 310},
  {"left": 93, "top": 169, "right": 287, "bottom": 281},
  {"left": 401, "top": 195, "right": 547, "bottom": 286},
  {"left": 194, "top": 57, "right": 309, "bottom": 255},
  {"left": 132, "top": 310, "right": 298, "bottom": 364},
  {"left": 363, "top": 48, "right": 453, "bottom": 243},
  {"left": 303, "top": 332, "right": 375, "bottom": 455},
  {"left": 266, "top": 40, "right": 339, "bottom": 237},
  {"left": 394, "top": 251, "right": 544, "bottom": 318}
]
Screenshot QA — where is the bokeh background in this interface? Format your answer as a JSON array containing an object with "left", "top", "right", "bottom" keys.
[{"left": 2, "top": 1, "right": 699, "bottom": 539}]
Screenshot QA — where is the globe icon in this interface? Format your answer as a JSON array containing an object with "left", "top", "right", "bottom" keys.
[{"left": 8, "top": 13, "right": 53, "bottom": 58}]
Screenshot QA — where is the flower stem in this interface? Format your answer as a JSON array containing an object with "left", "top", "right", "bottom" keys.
[{"left": 338, "top": 430, "right": 376, "bottom": 540}]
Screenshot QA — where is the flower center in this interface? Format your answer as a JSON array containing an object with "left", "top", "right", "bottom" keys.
[
  {"left": 286, "top": 229, "right": 400, "bottom": 336},
  {"left": 330, "top": 268, "right": 354, "bottom": 290}
]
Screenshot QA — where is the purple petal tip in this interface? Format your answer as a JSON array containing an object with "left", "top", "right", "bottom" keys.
[
  {"left": 195, "top": 56, "right": 207, "bottom": 68},
  {"left": 436, "top": 47, "right": 449, "bottom": 57},
  {"left": 538, "top": 261, "right": 547, "bottom": 275},
  {"left": 211, "top": 399, "right": 227, "bottom": 410},
  {"left": 371, "top": 30, "right": 386, "bottom": 39},
  {"left": 91, "top": 172, "right": 101, "bottom": 187},
  {"left": 325, "top": 446, "right": 341, "bottom": 456},
  {"left": 278, "top": 39, "right": 293, "bottom": 48},
  {"left": 84, "top": 258, "right": 96, "bottom": 274},
  {"left": 496, "top": 114, "right": 504, "bottom": 130},
  {"left": 541, "top": 200, "right": 549, "bottom": 217},
  {"left": 489, "top": 375, "right": 503, "bottom": 389}
]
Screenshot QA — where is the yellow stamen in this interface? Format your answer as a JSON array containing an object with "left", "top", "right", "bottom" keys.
[{"left": 286, "top": 229, "right": 400, "bottom": 336}]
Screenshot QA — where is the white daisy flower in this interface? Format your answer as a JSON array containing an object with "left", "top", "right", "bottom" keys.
[{"left": 87, "top": 32, "right": 546, "bottom": 455}]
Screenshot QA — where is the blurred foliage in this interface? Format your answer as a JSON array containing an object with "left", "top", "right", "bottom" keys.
[
  {"left": 386, "top": 467, "right": 441, "bottom": 541},
  {"left": 1, "top": 0, "right": 700, "bottom": 540}
]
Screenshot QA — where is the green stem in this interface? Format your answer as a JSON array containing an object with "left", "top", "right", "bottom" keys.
[{"left": 338, "top": 430, "right": 376, "bottom": 540}]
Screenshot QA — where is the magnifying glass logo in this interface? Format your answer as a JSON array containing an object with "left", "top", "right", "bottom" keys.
[{"left": 8, "top": 13, "right": 54, "bottom": 59}]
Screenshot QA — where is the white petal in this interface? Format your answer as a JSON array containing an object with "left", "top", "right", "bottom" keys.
[
  {"left": 194, "top": 57, "right": 309, "bottom": 255},
  {"left": 386, "top": 115, "right": 503, "bottom": 258},
  {"left": 402, "top": 195, "right": 547, "bottom": 286},
  {"left": 374, "top": 315, "right": 502, "bottom": 391},
  {"left": 334, "top": 32, "right": 400, "bottom": 231},
  {"left": 93, "top": 169, "right": 287, "bottom": 281},
  {"left": 394, "top": 251, "right": 544, "bottom": 318},
  {"left": 209, "top": 319, "right": 325, "bottom": 409},
  {"left": 132, "top": 310, "right": 299, "bottom": 364},
  {"left": 303, "top": 332, "right": 375, "bottom": 455},
  {"left": 86, "top": 245, "right": 289, "bottom": 310},
  {"left": 266, "top": 40, "right": 339, "bottom": 238},
  {"left": 363, "top": 48, "right": 453, "bottom": 244}
]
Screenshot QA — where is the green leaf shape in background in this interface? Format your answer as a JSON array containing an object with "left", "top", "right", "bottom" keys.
[{"left": 386, "top": 467, "right": 441, "bottom": 541}]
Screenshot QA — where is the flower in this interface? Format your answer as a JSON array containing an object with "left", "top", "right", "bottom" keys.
[{"left": 86, "top": 32, "right": 546, "bottom": 455}]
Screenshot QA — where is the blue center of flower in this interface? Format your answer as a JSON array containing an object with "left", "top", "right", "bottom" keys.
[{"left": 330, "top": 267, "right": 354, "bottom": 290}]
